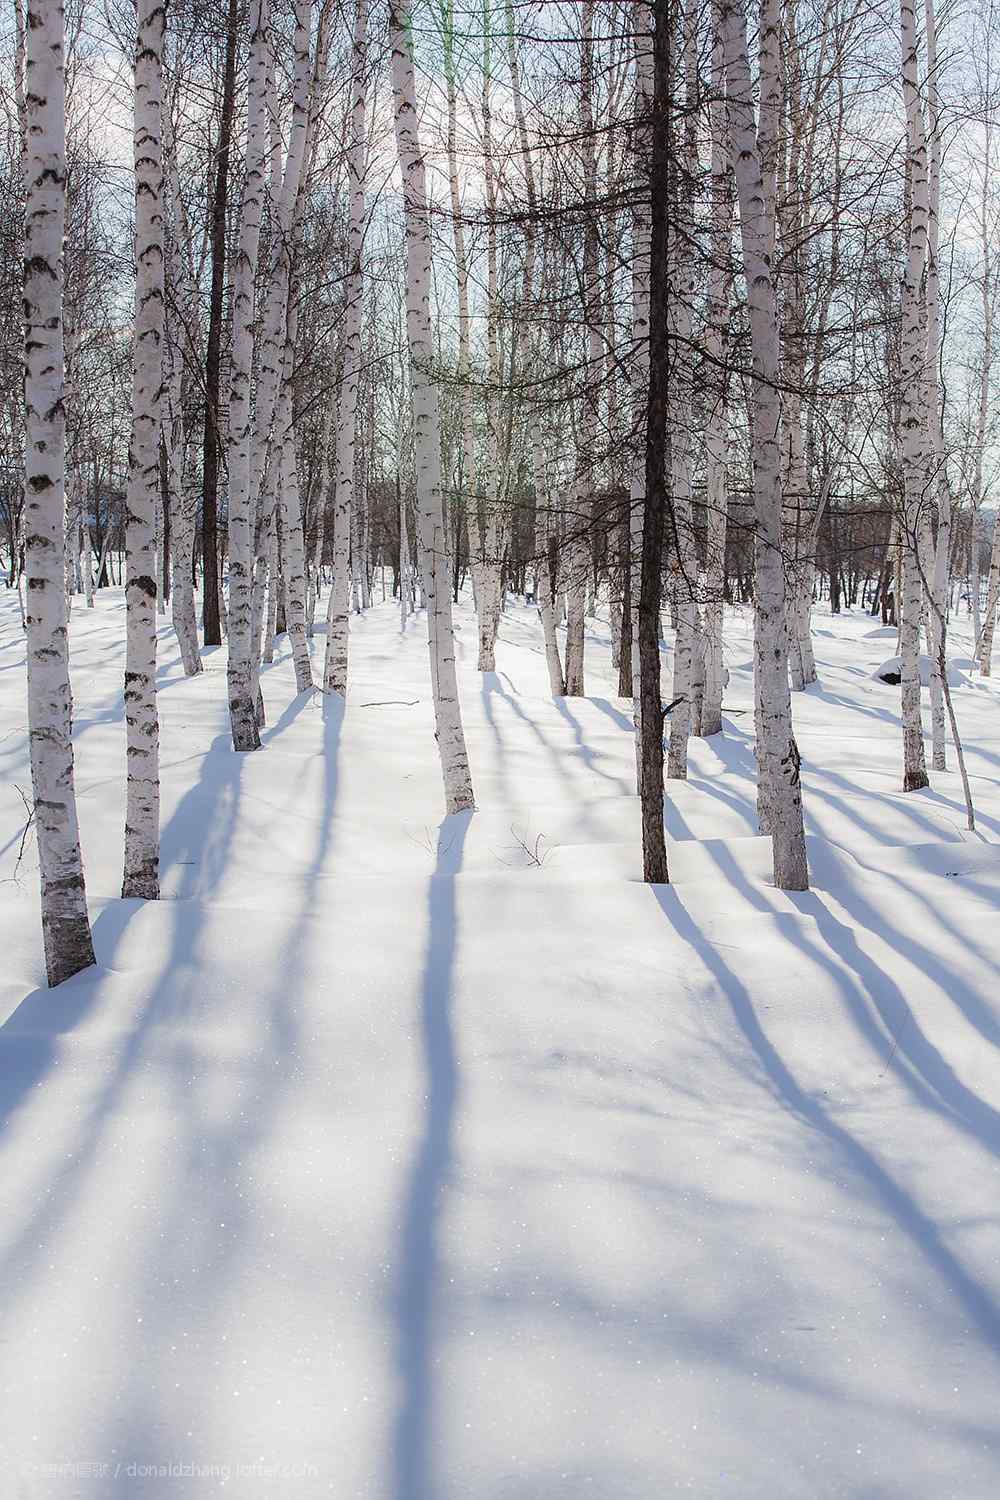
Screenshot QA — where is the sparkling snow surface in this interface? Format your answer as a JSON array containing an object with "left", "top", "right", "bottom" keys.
[{"left": 2, "top": 589, "right": 1000, "bottom": 1499}]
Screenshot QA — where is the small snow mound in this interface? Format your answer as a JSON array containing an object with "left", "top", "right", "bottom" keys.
[
  {"left": 872, "top": 654, "right": 968, "bottom": 688},
  {"left": 863, "top": 625, "right": 899, "bottom": 640}
]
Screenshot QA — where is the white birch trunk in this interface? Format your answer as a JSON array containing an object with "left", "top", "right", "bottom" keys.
[
  {"left": 390, "top": 0, "right": 475, "bottom": 813},
  {"left": 162, "top": 112, "right": 202, "bottom": 676},
  {"left": 306, "top": 380, "right": 334, "bottom": 636},
  {"left": 82, "top": 513, "right": 94, "bottom": 607},
  {"left": 532, "top": 432, "right": 565, "bottom": 694},
  {"left": 226, "top": 0, "right": 271, "bottom": 750},
  {"left": 924, "top": 0, "right": 949, "bottom": 770},
  {"left": 277, "top": 386, "right": 313, "bottom": 693},
  {"left": 352, "top": 440, "right": 368, "bottom": 612},
  {"left": 162, "top": 337, "right": 200, "bottom": 678},
  {"left": 629, "top": 6, "right": 653, "bottom": 788},
  {"left": 22, "top": 0, "right": 96, "bottom": 984},
  {"left": 981, "top": 519, "right": 1000, "bottom": 674},
  {"left": 324, "top": 0, "right": 368, "bottom": 696},
  {"left": 154, "top": 479, "right": 164, "bottom": 615},
  {"left": 777, "top": 0, "right": 818, "bottom": 697},
  {"left": 305, "top": 415, "right": 328, "bottom": 640},
  {"left": 399, "top": 486, "right": 410, "bottom": 632},
  {"left": 64, "top": 470, "right": 81, "bottom": 610},
  {"left": 160, "top": 342, "right": 197, "bottom": 675},
  {"left": 122, "top": 0, "right": 166, "bottom": 900},
  {"left": 263, "top": 515, "right": 280, "bottom": 665},
  {"left": 701, "top": 0, "right": 733, "bottom": 737},
  {"left": 443, "top": 0, "right": 482, "bottom": 630},
  {"left": 564, "top": 0, "right": 603, "bottom": 699},
  {"left": 359, "top": 407, "right": 372, "bottom": 610},
  {"left": 563, "top": 520, "right": 588, "bottom": 696},
  {"left": 248, "top": 1, "right": 313, "bottom": 718},
  {"left": 975, "top": 56, "right": 997, "bottom": 672},
  {"left": 477, "top": 4, "right": 505, "bottom": 672},
  {"left": 350, "top": 465, "right": 363, "bottom": 615},
  {"left": 722, "top": 0, "right": 809, "bottom": 890},
  {"left": 503, "top": 0, "right": 558, "bottom": 691},
  {"left": 898, "top": 0, "right": 930, "bottom": 790},
  {"left": 667, "top": 0, "right": 700, "bottom": 777}
]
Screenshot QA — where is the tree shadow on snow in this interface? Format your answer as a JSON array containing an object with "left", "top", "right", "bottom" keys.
[
  {"left": 391, "top": 809, "right": 470, "bottom": 1500},
  {"left": 552, "top": 696, "right": 631, "bottom": 793},
  {"left": 698, "top": 838, "right": 1000, "bottom": 1159},
  {"left": 0, "top": 702, "right": 345, "bottom": 1485},
  {"left": 0, "top": 736, "right": 249, "bottom": 1320},
  {"left": 650, "top": 883, "right": 1000, "bottom": 1358},
  {"left": 90, "top": 701, "right": 343, "bottom": 1480}
]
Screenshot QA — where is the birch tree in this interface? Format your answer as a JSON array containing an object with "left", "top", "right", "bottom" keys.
[
  {"left": 898, "top": 0, "right": 931, "bottom": 791},
  {"left": 200, "top": 0, "right": 239, "bottom": 648},
  {"left": 701, "top": 0, "right": 733, "bottom": 738},
  {"left": 162, "top": 117, "right": 202, "bottom": 677},
  {"left": 923, "top": 0, "right": 949, "bottom": 770},
  {"left": 973, "top": 10, "right": 999, "bottom": 674},
  {"left": 722, "top": 0, "right": 809, "bottom": 890},
  {"left": 247, "top": 0, "right": 315, "bottom": 723},
  {"left": 441, "top": 0, "right": 482, "bottom": 636},
  {"left": 276, "top": 346, "right": 313, "bottom": 693},
  {"left": 630, "top": 2, "right": 653, "bottom": 792},
  {"left": 122, "top": 0, "right": 167, "bottom": 901},
  {"left": 638, "top": 0, "right": 669, "bottom": 883},
  {"left": 564, "top": 0, "right": 601, "bottom": 699},
  {"left": 226, "top": 0, "right": 271, "bottom": 751},
  {"left": 324, "top": 0, "right": 369, "bottom": 697},
  {"left": 476, "top": 0, "right": 505, "bottom": 673},
  {"left": 390, "top": 0, "right": 475, "bottom": 814},
  {"left": 666, "top": 0, "right": 700, "bottom": 779},
  {"left": 22, "top": 0, "right": 96, "bottom": 985}
]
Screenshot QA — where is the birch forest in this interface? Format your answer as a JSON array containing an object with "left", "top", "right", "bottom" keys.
[{"left": 4, "top": 0, "right": 1000, "bottom": 1494}]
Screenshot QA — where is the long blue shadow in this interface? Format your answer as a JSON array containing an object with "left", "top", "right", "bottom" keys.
[
  {"left": 552, "top": 696, "right": 630, "bottom": 791},
  {"left": 479, "top": 676, "right": 513, "bottom": 802},
  {"left": 92, "top": 710, "right": 337, "bottom": 1481},
  {"left": 651, "top": 884, "right": 1000, "bottom": 1353},
  {"left": 0, "top": 737, "right": 246, "bottom": 1306},
  {"left": 696, "top": 838, "right": 1000, "bottom": 1159},
  {"left": 589, "top": 696, "right": 635, "bottom": 732},
  {"left": 392, "top": 810, "right": 471, "bottom": 1500}
]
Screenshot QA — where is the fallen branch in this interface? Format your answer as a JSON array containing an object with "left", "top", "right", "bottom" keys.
[{"left": 5, "top": 785, "right": 36, "bottom": 886}]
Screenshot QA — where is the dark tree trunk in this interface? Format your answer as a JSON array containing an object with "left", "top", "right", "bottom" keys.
[
  {"left": 618, "top": 513, "right": 632, "bottom": 697},
  {"left": 452, "top": 512, "right": 462, "bottom": 601},
  {"left": 159, "top": 435, "right": 171, "bottom": 609},
  {"left": 201, "top": 0, "right": 239, "bottom": 647},
  {"left": 639, "top": 0, "right": 670, "bottom": 885},
  {"left": 827, "top": 508, "right": 842, "bottom": 612}
]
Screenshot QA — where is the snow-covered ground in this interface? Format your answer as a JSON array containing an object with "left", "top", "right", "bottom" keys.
[{"left": 2, "top": 588, "right": 1000, "bottom": 1498}]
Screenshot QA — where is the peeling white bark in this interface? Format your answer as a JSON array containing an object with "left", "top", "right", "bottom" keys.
[
  {"left": 390, "top": 0, "right": 475, "bottom": 813},
  {"left": 898, "top": 0, "right": 930, "bottom": 791},
  {"left": 122, "top": 0, "right": 166, "bottom": 900},
  {"left": 162, "top": 112, "right": 202, "bottom": 676},
  {"left": 667, "top": 0, "right": 700, "bottom": 779},
  {"left": 277, "top": 384, "right": 313, "bottom": 694},
  {"left": 702, "top": 0, "right": 733, "bottom": 738},
  {"left": 226, "top": 0, "right": 271, "bottom": 750},
  {"left": 629, "top": 4, "right": 653, "bottom": 789},
  {"left": 924, "top": 0, "right": 949, "bottom": 771},
  {"left": 248, "top": 0, "right": 313, "bottom": 724},
  {"left": 722, "top": 0, "right": 809, "bottom": 890},
  {"left": 324, "top": 0, "right": 368, "bottom": 697},
  {"left": 22, "top": 0, "right": 96, "bottom": 984}
]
